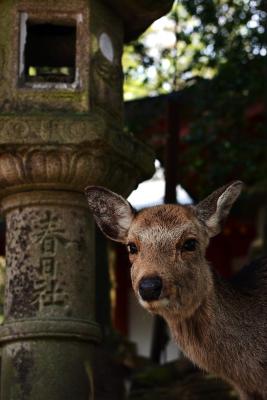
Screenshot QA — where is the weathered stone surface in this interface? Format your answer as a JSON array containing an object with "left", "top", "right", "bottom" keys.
[
  {"left": 0, "top": 0, "right": 155, "bottom": 193},
  {"left": 0, "top": 143, "right": 153, "bottom": 199},
  {"left": 0, "top": 190, "right": 102, "bottom": 400},
  {"left": 3, "top": 192, "right": 95, "bottom": 321},
  {"left": 0, "top": 0, "right": 124, "bottom": 117},
  {"left": 1, "top": 340, "right": 94, "bottom": 400},
  {"left": 0, "top": 1, "right": 90, "bottom": 113}
]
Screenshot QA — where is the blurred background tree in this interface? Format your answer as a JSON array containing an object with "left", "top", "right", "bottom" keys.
[
  {"left": 123, "top": 0, "right": 266, "bottom": 197},
  {"left": 124, "top": 0, "right": 266, "bottom": 97}
]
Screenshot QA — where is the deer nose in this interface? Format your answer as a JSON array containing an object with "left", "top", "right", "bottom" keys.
[{"left": 139, "top": 277, "right": 162, "bottom": 302}]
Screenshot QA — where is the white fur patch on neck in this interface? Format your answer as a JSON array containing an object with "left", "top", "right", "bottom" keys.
[{"left": 139, "top": 297, "right": 170, "bottom": 309}]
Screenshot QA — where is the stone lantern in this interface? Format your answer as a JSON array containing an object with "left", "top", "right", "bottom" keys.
[{"left": 0, "top": 1, "right": 173, "bottom": 399}]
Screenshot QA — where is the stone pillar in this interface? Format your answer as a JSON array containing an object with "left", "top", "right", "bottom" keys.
[
  {"left": 0, "top": 151, "right": 102, "bottom": 400},
  {"left": 0, "top": 143, "right": 153, "bottom": 399}
]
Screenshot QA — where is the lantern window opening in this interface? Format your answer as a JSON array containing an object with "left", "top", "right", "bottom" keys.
[{"left": 19, "top": 13, "right": 78, "bottom": 88}]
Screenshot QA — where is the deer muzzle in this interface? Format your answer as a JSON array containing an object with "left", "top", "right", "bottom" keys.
[{"left": 138, "top": 276, "right": 163, "bottom": 302}]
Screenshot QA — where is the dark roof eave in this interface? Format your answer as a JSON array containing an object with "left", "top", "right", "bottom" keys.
[{"left": 103, "top": 0, "right": 174, "bottom": 42}]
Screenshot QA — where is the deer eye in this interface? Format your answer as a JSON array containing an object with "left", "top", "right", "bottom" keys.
[
  {"left": 127, "top": 242, "right": 138, "bottom": 255},
  {"left": 182, "top": 239, "right": 197, "bottom": 252}
]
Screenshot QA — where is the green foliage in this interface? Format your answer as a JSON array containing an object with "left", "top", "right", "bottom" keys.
[
  {"left": 123, "top": 0, "right": 266, "bottom": 195},
  {"left": 123, "top": 2, "right": 215, "bottom": 99},
  {"left": 179, "top": 60, "right": 266, "bottom": 197},
  {"left": 124, "top": 0, "right": 266, "bottom": 96}
]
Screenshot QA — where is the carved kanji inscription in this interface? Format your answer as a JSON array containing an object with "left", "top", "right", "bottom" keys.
[{"left": 32, "top": 211, "right": 68, "bottom": 310}]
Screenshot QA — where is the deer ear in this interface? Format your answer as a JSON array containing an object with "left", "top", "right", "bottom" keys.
[
  {"left": 196, "top": 181, "right": 243, "bottom": 237},
  {"left": 85, "top": 186, "right": 135, "bottom": 243}
]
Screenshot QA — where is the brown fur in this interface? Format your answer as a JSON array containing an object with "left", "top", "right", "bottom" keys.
[{"left": 85, "top": 182, "right": 267, "bottom": 400}]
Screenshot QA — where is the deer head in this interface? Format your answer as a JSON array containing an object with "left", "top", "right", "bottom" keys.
[{"left": 85, "top": 181, "right": 243, "bottom": 320}]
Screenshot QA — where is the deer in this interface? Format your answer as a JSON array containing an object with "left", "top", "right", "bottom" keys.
[{"left": 85, "top": 181, "right": 267, "bottom": 400}]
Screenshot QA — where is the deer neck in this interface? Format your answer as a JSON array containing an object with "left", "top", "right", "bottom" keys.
[{"left": 164, "top": 272, "right": 245, "bottom": 373}]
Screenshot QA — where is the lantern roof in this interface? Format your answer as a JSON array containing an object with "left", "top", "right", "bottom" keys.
[{"left": 103, "top": 0, "right": 174, "bottom": 41}]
